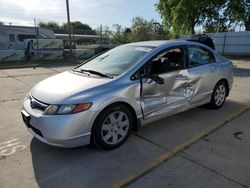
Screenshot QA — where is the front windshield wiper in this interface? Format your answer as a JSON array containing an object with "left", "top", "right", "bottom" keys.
[
  {"left": 79, "top": 69, "right": 113, "bottom": 78},
  {"left": 72, "top": 68, "right": 89, "bottom": 75}
]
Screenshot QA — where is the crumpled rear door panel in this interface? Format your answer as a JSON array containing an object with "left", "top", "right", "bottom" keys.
[{"left": 187, "top": 63, "right": 219, "bottom": 104}]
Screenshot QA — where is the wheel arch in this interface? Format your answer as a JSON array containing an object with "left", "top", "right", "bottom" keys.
[{"left": 91, "top": 101, "right": 140, "bottom": 137}]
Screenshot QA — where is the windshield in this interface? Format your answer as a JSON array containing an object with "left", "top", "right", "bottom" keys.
[{"left": 78, "top": 45, "right": 154, "bottom": 76}]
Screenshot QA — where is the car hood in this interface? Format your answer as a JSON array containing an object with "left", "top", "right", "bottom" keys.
[{"left": 30, "top": 71, "right": 112, "bottom": 104}]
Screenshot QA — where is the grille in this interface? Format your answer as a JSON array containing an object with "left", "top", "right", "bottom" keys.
[{"left": 29, "top": 96, "right": 49, "bottom": 111}]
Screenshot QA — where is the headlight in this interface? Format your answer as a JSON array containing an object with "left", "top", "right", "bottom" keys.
[
  {"left": 44, "top": 105, "right": 59, "bottom": 115},
  {"left": 44, "top": 103, "right": 92, "bottom": 115},
  {"left": 57, "top": 104, "right": 75, "bottom": 114}
]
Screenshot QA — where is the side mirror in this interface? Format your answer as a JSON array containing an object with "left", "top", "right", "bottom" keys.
[{"left": 149, "top": 74, "right": 164, "bottom": 85}]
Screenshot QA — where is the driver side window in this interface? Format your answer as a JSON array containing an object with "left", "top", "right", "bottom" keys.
[{"left": 148, "top": 47, "right": 185, "bottom": 75}]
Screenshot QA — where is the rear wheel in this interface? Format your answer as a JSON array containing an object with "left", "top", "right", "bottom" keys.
[
  {"left": 208, "top": 81, "right": 227, "bottom": 109},
  {"left": 92, "top": 104, "right": 133, "bottom": 150}
]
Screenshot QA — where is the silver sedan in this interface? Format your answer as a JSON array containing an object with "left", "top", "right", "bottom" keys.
[{"left": 21, "top": 40, "right": 234, "bottom": 150}]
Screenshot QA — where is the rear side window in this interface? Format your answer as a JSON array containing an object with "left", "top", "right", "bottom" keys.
[{"left": 188, "top": 47, "right": 215, "bottom": 68}]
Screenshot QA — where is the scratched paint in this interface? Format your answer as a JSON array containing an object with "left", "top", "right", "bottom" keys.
[{"left": 0, "top": 138, "right": 26, "bottom": 157}]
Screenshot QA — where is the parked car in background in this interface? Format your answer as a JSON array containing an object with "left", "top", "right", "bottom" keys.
[
  {"left": 188, "top": 34, "right": 215, "bottom": 50},
  {"left": 21, "top": 40, "right": 234, "bottom": 150}
]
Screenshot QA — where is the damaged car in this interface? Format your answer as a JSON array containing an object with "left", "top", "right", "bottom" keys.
[{"left": 21, "top": 40, "right": 234, "bottom": 150}]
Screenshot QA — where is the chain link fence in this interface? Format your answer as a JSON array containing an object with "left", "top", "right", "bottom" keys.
[
  {"left": 181, "top": 31, "right": 250, "bottom": 56},
  {"left": 208, "top": 31, "right": 250, "bottom": 56},
  {"left": 2, "top": 25, "right": 249, "bottom": 63},
  {"left": 42, "top": 27, "right": 167, "bottom": 59}
]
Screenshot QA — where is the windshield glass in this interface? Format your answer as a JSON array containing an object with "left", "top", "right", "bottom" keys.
[{"left": 78, "top": 45, "right": 154, "bottom": 76}]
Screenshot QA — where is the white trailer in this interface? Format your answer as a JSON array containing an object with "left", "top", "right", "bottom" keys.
[
  {"left": 0, "top": 25, "right": 55, "bottom": 50},
  {"left": 0, "top": 25, "right": 104, "bottom": 62},
  {"left": 0, "top": 25, "right": 63, "bottom": 61}
]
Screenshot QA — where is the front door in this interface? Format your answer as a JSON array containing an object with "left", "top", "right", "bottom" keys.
[{"left": 141, "top": 47, "right": 189, "bottom": 120}]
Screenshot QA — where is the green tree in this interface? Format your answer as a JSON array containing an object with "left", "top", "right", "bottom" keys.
[
  {"left": 226, "top": 0, "right": 250, "bottom": 31},
  {"left": 204, "top": 17, "right": 234, "bottom": 33},
  {"left": 38, "top": 21, "right": 60, "bottom": 28},
  {"left": 64, "top": 21, "right": 92, "bottom": 30},
  {"left": 38, "top": 21, "right": 95, "bottom": 34},
  {"left": 111, "top": 24, "right": 125, "bottom": 43},
  {"left": 38, "top": 21, "right": 62, "bottom": 34},
  {"left": 62, "top": 21, "right": 95, "bottom": 34},
  {"left": 95, "top": 25, "right": 112, "bottom": 37},
  {"left": 157, "top": 0, "right": 225, "bottom": 34},
  {"left": 130, "top": 17, "right": 155, "bottom": 41}
]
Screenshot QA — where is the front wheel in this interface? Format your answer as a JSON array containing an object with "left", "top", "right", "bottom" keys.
[
  {"left": 92, "top": 104, "right": 133, "bottom": 150},
  {"left": 208, "top": 81, "right": 227, "bottom": 109}
]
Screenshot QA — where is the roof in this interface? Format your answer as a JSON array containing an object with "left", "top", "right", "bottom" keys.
[
  {"left": 126, "top": 40, "right": 191, "bottom": 47},
  {"left": 127, "top": 40, "right": 169, "bottom": 47},
  {"left": 0, "top": 25, "right": 37, "bottom": 29},
  {"left": 126, "top": 39, "right": 214, "bottom": 50}
]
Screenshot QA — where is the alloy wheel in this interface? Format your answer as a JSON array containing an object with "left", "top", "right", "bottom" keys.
[
  {"left": 214, "top": 84, "right": 226, "bottom": 106},
  {"left": 101, "top": 111, "right": 130, "bottom": 145}
]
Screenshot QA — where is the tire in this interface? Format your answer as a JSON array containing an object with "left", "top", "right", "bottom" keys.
[
  {"left": 208, "top": 81, "right": 227, "bottom": 109},
  {"left": 92, "top": 104, "right": 133, "bottom": 150}
]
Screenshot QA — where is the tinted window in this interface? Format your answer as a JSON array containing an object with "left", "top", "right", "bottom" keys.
[
  {"left": 9, "top": 34, "right": 15, "bottom": 42},
  {"left": 148, "top": 47, "right": 184, "bottom": 75},
  {"left": 188, "top": 47, "right": 215, "bottom": 68}
]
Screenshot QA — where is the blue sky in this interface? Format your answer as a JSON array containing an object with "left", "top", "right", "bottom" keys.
[{"left": 0, "top": 0, "right": 161, "bottom": 28}]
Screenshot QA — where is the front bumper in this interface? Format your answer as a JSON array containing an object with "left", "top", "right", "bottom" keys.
[{"left": 21, "top": 98, "right": 95, "bottom": 148}]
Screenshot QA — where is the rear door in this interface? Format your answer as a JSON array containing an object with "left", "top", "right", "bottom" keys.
[
  {"left": 140, "top": 46, "right": 189, "bottom": 120},
  {"left": 186, "top": 46, "right": 218, "bottom": 105}
]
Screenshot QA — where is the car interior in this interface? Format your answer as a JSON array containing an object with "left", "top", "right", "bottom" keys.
[{"left": 148, "top": 48, "right": 184, "bottom": 75}]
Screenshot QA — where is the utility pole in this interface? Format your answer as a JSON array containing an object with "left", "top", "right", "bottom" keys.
[
  {"left": 153, "top": 22, "right": 159, "bottom": 40},
  {"left": 124, "top": 27, "right": 127, "bottom": 43},
  {"left": 100, "top": 25, "right": 103, "bottom": 52},
  {"left": 124, "top": 27, "right": 131, "bottom": 44},
  {"left": 34, "top": 18, "right": 40, "bottom": 59},
  {"left": 66, "top": 0, "right": 72, "bottom": 55}
]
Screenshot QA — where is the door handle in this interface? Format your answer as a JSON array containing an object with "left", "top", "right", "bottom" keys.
[
  {"left": 209, "top": 66, "right": 217, "bottom": 72},
  {"left": 176, "top": 74, "right": 188, "bottom": 80}
]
